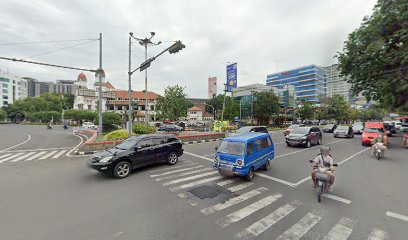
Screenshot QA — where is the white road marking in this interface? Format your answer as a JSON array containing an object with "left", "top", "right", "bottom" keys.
[
  {"left": 25, "top": 151, "right": 47, "bottom": 161},
  {"left": 227, "top": 182, "right": 254, "bottom": 192},
  {"left": 2, "top": 147, "right": 70, "bottom": 153},
  {"left": 177, "top": 193, "right": 187, "bottom": 198},
  {"left": 203, "top": 154, "right": 215, "bottom": 157},
  {"left": 169, "top": 176, "right": 224, "bottom": 191},
  {"left": 386, "top": 211, "right": 408, "bottom": 222},
  {"left": 162, "top": 171, "right": 218, "bottom": 186},
  {"left": 255, "top": 173, "right": 296, "bottom": 187},
  {"left": 322, "top": 194, "right": 352, "bottom": 205},
  {"left": 66, "top": 132, "right": 85, "bottom": 157},
  {"left": 184, "top": 151, "right": 213, "bottom": 162},
  {"left": 155, "top": 168, "right": 212, "bottom": 181},
  {"left": 217, "top": 179, "right": 236, "bottom": 186},
  {"left": 323, "top": 217, "right": 355, "bottom": 240},
  {"left": 275, "top": 209, "right": 326, "bottom": 240},
  {"left": 0, "top": 153, "right": 12, "bottom": 160},
  {"left": 275, "top": 139, "right": 346, "bottom": 159},
  {"left": 150, "top": 165, "right": 204, "bottom": 177},
  {"left": 0, "top": 134, "right": 31, "bottom": 152},
  {"left": 367, "top": 228, "right": 389, "bottom": 240},
  {"left": 52, "top": 150, "right": 68, "bottom": 159},
  {"left": 9, "top": 152, "right": 36, "bottom": 162},
  {"left": 216, "top": 193, "right": 282, "bottom": 228},
  {"left": 235, "top": 201, "right": 301, "bottom": 239},
  {"left": 146, "top": 162, "right": 195, "bottom": 173},
  {"left": 0, "top": 153, "right": 24, "bottom": 163},
  {"left": 39, "top": 151, "right": 57, "bottom": 160},
  {"left": 201, "top": 187, "right": 269, "bottom": 215}
]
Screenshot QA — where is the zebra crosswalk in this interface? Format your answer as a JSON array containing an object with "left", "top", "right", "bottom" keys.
[
  {"left": 148, "top": 162, "right": 391, "bottom": 240},
  {"left": 0, "top": 148, "right": 70, "bottom": 164}
]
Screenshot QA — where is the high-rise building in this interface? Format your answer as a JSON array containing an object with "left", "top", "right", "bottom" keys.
[
  {"left": 324, "top": 64, "right": 353, "bottom": 102},
  {"left": 208, "top": 77, "right": 217, "bottom": 99},
  {"left": 23, "top": 77, "right": 76, "bottom": 97},
  {"left": 0, "top": 70, "right": 27, "bottom": 107},
  {"left": 266, "top": 65, "right": 327, "bottom": 102}
]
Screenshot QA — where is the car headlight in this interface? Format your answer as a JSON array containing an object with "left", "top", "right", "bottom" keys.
[
  {"left": 214, "top": 156, "right": 220, "bottom": 163},
  {"left": 99, "top": 156, "right": 113, "bottom": 163},
  {"left": 236, "top": 159, "right": 244, "bottom": 166}
]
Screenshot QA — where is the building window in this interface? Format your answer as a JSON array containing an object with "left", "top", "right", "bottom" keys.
[
  {"left": 2, "top": 89, "right": 7, "bottom": 94},
  {"left": 78, "top": 104, "right": 83, "bottom": 109},
  {"left": 118, "top": 106, "right": 123, "bottom": 110},
  {"left": 88, "top": 105, "right": 91, "bottom": 110},
  {"left": 2, "top": 95, "right": 8, "bottom": 99}
]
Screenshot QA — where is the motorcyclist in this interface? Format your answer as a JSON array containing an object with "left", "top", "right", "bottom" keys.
[
  {"left": 47, "top": 121, "right": 52, "bottom": 129},
  {"left": 371, "top": 132, "right": 387, "bottom": 156},
  {"left": 311, "top": 146, "right": 335, "bottom": 191},
  {"left": 63, "top": 121, "right": 68, "bottom": 129}
]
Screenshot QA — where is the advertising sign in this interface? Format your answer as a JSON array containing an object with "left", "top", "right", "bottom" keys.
[{"left": 226, "top": 63, "right": 237, "bottom": 91}]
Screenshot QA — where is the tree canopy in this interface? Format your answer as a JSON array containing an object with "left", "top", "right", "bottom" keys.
[
  {"left": 297, "top": 101, "right": 315, "bottom": 121},
  {"left": 337, "top": 0, "right": 408, "bottom": 111},
  {"left": 156, "top": 85, "right": 191, "bottom": 121},
  {"left": 253, "top": 91, "right": 280, "bottom": 125}
]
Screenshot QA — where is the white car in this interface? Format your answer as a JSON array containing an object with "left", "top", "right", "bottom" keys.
[{"left": 82, "top": 122, "right": 97, "bottom": 130}]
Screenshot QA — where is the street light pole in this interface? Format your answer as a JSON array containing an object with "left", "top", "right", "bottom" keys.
[
  {"left": 128, "top": 35, "right": 132, "bottom": 137},
  {"left": 98, "top": 33, "right": 103, "bottom": 138}
]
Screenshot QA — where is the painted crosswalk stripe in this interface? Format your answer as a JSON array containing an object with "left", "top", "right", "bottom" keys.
[
  {"left": 323, "top": 217, "right": 355, "bottom": 240},
  {"left": 217, "top": 179, "right": 236, "bottom": 186},
  {"left": 147, "top": 161, "right": 194, "bottom": 173},
  {"left": 227, "top": 182, "right": 254, "bottom": 192},
  {"left": 169, "top": 176, "right": 224, "bottom": 191},
  {"left": 216, "top": 193, "right": 282, "bottom": 228},
  {"left": 367, "top": 228, "right": 389, "bottom": 240},
  {"left": 162, "top": 171, "right": 218, "bottom": 186},
  {"left": 25, "top": 151, "right": 47, "bottom": 161},
  {"left": 201, "top": 187, "right": 268, "bottom": 215},
  {"left": 10, "top": 152, "right": 36, "bottom": 162},
  {"left": 275, "top": 209, "right": 327, "bottom": 240},
  {"left": 0, "top": 153, "right": 12, "bottom": 160},
  {"left": 39, "top": 151, "right": 58, "bottom": 160},
  {"left": 52, "top": 150, "right": 68, "bottom": 159},
  {"left": 155, "top": 168, "right": 212, "bottom": 181},
  {"left": 235, "top": 201, "right": 300, "bottom": 239},
  {"left": 0, "top": 153, "right": 24, "bottom": 163},
  {"left": 150, "top": 165, "right": 204, "bottom": 177}
]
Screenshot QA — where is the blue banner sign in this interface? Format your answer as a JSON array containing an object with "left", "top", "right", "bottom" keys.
[{"left": 226, "top": 63, "right": 237, "bottom": 91}]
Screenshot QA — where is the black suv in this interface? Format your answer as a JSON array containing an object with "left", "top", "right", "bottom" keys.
[
  {"left": 88, "top": 134, "right": 183, "bottom": 178},
  {"left": 285, "top": 126, "right": 322, "bottom": 148}
]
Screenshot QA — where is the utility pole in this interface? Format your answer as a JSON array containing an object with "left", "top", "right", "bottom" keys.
[
  {"left": 97, "top": 33, "right": 103, "bottom": 138},
  {"left": 128, "top": 35, "right": 132, "bottom": 137},
  {"left": 221, "top": 83, "right": 228, "bottom": 121}
]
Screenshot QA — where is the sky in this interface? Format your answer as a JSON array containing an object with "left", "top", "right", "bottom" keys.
[{"left": 0, "top": 0, "right": 377, "bottom": 98}]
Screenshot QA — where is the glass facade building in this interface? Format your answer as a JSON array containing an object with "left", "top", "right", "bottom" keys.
[{"left": 266, "top": 65, "right": 327, "bottom": 102}]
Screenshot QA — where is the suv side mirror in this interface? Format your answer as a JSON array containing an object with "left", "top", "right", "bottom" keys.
[{"left": 135, "top": 146, "right": 142, "bottom": 151}]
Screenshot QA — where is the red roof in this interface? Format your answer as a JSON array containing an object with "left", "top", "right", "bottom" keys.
[
  {"left": 77, "top": 72, "right": 87, "bottom": 81},
  {"left": 188, "top": 106, "right": 203, "bottom": 111},
  {"left": 203, "top": 112, "right": 213, "bottom": 117},
  {"left": 114, "top": 90, "right": 160, "bottom": 100},
  {"left": 104, "top": 81, "right": 115, "bottom": 89}
]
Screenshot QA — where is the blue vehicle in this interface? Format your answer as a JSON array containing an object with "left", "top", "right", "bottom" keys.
[{"left": 213, "top": 132, "right": 274, "bottom": 181}]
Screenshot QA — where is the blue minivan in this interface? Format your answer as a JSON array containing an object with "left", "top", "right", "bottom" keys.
[{"left": 213, "top": 132, "right": 274, "bottom": 181}]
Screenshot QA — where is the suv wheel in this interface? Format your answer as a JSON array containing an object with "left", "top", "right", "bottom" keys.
[
  {"left": 167, "top": 152, "right": 178, "bottom": 165},
  {"left": 113, "top": 161, "right": 131, "bottom": 179},
  {"left": 306, "top": 140, "right": 311, "bottom": 148}
]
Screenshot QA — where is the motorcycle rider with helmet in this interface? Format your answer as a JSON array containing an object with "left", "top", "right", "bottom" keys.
[
  {"left": 371, "top": 132, "right": 387, "bottom": 156},
  {"left": 311, "top": 146, "right": 335, "bottom": 191}
]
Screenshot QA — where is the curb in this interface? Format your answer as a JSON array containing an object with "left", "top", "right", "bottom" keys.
[{"left": 182, "top": 138, "right": 222, "bottom": 145}]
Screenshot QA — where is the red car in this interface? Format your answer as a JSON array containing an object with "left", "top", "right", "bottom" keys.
[{"left": 361, "top": 122, "right": 389, "bottom": 146}]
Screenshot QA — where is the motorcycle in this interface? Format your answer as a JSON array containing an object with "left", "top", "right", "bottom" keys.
[
  {"left": 373, "top": 142, "right": 384, "bottom": 160},
  {"left": 47, "top": 124, "right": 52, "bottom": 130},
  {"left": 309, "top": 160, "right": 338, "bottom": 203},
  {"left": 63, "top": 124, "right": 68, "bottom": 130}
]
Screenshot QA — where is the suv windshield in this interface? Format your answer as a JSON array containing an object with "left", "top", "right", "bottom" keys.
[
  {"left": 291, "top": 127, "right": 310, "bottom": 134},
  {"left": 217, "top": 141, "right": 245, "bottom": 156},
  {"left": 115, "top": 137, "right": 142, "bottom": 150}
]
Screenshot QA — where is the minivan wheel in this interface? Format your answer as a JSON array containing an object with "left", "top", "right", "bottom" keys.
[
  {"left": 263, "top": 160, "right": 270, "bottom": 171},
  {"left": 306, "top": 141, "right": 311, "bottom": 148},
  {"left": 317, "top": 138, "right": 321, "bottom": 145},
  {"left": 245, "top": 167, "right": 254, "bottom": 181},
  {"left": 167, "top": 152, "right": 178, "bottom": 165},
  {"left": 113, "top": 161, "right": 131, "bottom": 179}
]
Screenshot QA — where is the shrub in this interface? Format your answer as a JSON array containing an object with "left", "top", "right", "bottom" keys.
[
  {"left": 64, "top": 109, "right": 96, "bottom": 122},
  {"left": 102, "top": 129, "right": 129, "bottom": 141},
  {"left": 94, "top": 112, "right": 122, "bottom": 129},
  {"left": 132, "top": 124, "right": 156, "bottom": 134}
]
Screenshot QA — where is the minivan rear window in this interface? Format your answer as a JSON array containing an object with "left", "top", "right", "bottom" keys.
[{"left": 218, "top": 141, "right": 245, "bottom": 156}]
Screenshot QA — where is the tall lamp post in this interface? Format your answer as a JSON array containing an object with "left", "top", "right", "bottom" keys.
[{"left": 130, "top": 32, "right": 161, "bottom": 125}]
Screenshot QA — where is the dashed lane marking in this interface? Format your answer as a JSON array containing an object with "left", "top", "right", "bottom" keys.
[{"left": 386, "top": 211, "right": 408, "bottom": 223}]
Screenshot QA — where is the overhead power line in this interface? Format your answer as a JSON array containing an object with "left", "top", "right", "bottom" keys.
[{"left": 0, "top": 38, "right": 99, "bottom": 46}]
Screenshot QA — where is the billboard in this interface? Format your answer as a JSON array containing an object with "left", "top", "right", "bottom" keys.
[{"left": 226, "top": 63, "right": 237, "bottom": 91}]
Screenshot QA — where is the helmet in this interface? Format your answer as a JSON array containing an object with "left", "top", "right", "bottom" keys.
[{"left": 320, "top": 145, "right": 331, "bottom": 156}]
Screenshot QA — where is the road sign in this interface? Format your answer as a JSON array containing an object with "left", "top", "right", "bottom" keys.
[{"left": 226, "top": 63, "right": 237, "bottom": 91}]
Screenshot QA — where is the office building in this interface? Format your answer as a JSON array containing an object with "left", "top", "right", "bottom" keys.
[
  {"left": 324, "top": 64, "right": 352, "bottom": 102},
  {"left": 23, "top": 77, "right": 76, "bottom": 97},
  {"left": 0, "top": 70, "right": 27, "bottom": 107},
  {"left": 208, "top": 77, "right": 217, "bottom": 99},
  {"left": 266, "top": 65, "right": 327, "bottom": 102}
]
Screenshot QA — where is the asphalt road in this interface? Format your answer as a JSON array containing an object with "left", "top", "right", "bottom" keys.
[{"left": 0, "top": 125, "right": 407, "bottom": 240}]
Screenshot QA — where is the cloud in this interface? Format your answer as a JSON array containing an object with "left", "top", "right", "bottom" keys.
[{"left": 0, "top": 0, "right": 377, "bottom": 97}]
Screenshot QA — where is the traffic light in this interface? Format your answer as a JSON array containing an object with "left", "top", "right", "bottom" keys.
[
  {"left": 139, "top": 58, "right": 155, "bottom": 71},
  {"left": 168, "top": 41, "right": 186, "bottom": 54}
]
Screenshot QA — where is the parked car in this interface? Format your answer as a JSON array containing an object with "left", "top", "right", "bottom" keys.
[
  {"left": 352, "top": 122, "right": 365, "bottom": 134},
  {"left": 322, "top": 124, "right": 337, "bottom": 133},
  {"left": 283, "top": 124, "right": 305, "bottom": 136},
  {"left": 82, "top": 121, "right": 97, "bottom": 130},
  {"left": 158, "top": 124, "right": 183, "bottom": 132},
  {"left": 227, "top": 126, "right": 268, "bottom": 137},
  {"left": 285, "top": 126, "right": 322, "bottom": 148},
  {"left": 392, "top": 120, "right": 402, "bottom": 131},
  {"left": 88, "top": 134, "right": 183, "bottom": 178},
  {"left": 334, "top": 126, "right": 354, "bottom": 138},
  {"left": 361, "top": 122, "right": 389, "bottom": 146},
  {"left": 383, "top": 121, "right": 396, "bottom": 136}
]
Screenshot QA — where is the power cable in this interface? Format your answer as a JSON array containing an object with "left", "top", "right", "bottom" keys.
[{"left": 0, "top": 38, "right": 99, "bottom": 46}]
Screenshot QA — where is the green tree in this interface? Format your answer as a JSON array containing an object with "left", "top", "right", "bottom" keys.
[
  {"left": 63, "top": 93, "right": 75, "bottom": 109},
  {"left": 326, "top": 95, "right": 351, "bottom": 123},
  {"left": 64, "top": 109, "right": 96, "bottom": 122},
  {"left": 223, "top": 97, "right": 240, "bottom": 121},
  {"left": 27, "top": 111, "right": 62, "bottom": 122},
  {"left": 253, "top": 91, "right": 280, "bottom": 125},
  {"left": 205, "top": 94, "right": 224, "bottom": 113},
  {"left": 156, "top": 85, "right": 190, "bottom": 121},
  {"left": 94, "top": 112, "right": 122, "bottom": 130},
  {"left": 337, "top": 0, "right": 408, "bottom": 111},
  {"left": 297, "top": 101, "right": 315, "bottom": 121},
  {"left": 0, "top": 108, "right": 7, "bottom": 121}
]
